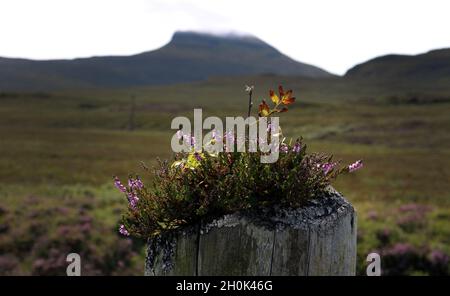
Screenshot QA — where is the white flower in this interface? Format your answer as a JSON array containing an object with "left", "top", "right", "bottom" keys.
[{"left": 244, "top": 85, "right": 254, "bottom": 93}]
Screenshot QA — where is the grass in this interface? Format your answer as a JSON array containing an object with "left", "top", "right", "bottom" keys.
[{"left": 0, "top": 75, "right": 449, "bottom": 275}]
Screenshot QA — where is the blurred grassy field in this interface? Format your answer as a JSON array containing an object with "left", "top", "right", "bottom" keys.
[{"left": 0, "top": 75, "right": 449, "bottom": 275}]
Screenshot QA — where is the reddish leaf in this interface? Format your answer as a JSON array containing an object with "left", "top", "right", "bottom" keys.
[
  {"left": 281, "top": 89, "right": 295, "bottom": 105},
  {"left": 278, "top": 85, "right": 285, "bottom": 97},
  {"left": 269, "top": 90, "right": 280, "bottom": 105},
  {"left": 258, "top": 100, "right": 270, "bottom": 117}
]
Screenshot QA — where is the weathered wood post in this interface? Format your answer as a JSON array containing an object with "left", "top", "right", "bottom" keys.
[{"left": 145, "top": 188, "right": 357, "bottom": 276}]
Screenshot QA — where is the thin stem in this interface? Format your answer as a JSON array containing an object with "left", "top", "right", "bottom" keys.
[{"left": 247, "top": 90, "right": 253, "bottom": 118}]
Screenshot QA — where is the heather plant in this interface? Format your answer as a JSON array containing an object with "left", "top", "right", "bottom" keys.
[
  {"left": 356, "top": 203, "right": 450, "bottom": 276},
  {"left": 116, "top": 86, "right": 363, "bottom": 239},
  {"left": 380, "top": 243, "right": 449, "bottom": 276},
  {"left": 396, "top": 203, "right": 432, "bottom": 232},
  {"left": 0, "top": 193, "right": 141, "bottom": 276}
]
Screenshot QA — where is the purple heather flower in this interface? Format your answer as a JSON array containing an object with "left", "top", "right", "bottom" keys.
[
  {"left": 385, "top": 243, "right": 414, "bottom": 256},
  {"left": 182, "top": 134, "right": 191, "bottom": 146},
  {"left": 114, "top": 176, "right": 126, "bottom": 193},
  {"left": 367, "top": 210, "right": 378, "bottom": 220},
  {"left": 226, "top": 131, "right": 234, "bottom": 143},
  {"left": 225, "top": 131, "right": 234, "bottom": 151},
  {"left": 292, "top": 142, "right": 301, "bottom": 153},
  {"left": 348, "top": 160, "right": 363, "bottom": 172},
  {"left": 127, "top": 193, "right": 139, "bottom": 210},
  {"left": 209, "top": 129, "right": 222, "bottom": 145},
  {"left": 194, "top": 152, "right": 202, "bottom": 161},
  {"left": 398, "top": 203, "right": 432, "bottom": 214},
  {"left": 215, "top": 133, "right": 223, "bottom": 143},
  {"left": 396, "top": 213, "right": 423, "bottom": 227},
  {"left": 119, "top": 224, "right": 130, "bottom": 236},
  {"left": 128, "top": 177, "right": 144, "bottom": 190},
  {"left": 429, "top": 250, "right": 449, "bottom": 266},
  {"left": 280, "top": 143, "right": 289, "bottom": 153},
  {"left": 322, "top": 162, "right": 336, "bottom": 175},
  {"left": 135, "top": 177, "right": 143, "bottom": 189},
  {"left": 398, "top": 204, "right": 418, "bottom": 212},
  {"left": 130, "top": 197, "right": 139, "bottom": 210}
]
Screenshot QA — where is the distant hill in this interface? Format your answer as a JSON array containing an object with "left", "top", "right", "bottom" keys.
[
  {"left": 0, "top": 31, "right": 332, "bottom": 91},
  {"left": 345, "top": 48, "right": 450, "bottom": 83}
]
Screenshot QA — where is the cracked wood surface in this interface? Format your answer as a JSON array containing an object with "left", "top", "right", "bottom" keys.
[{"left": 145, "top": 190, "right": 357, "bottom": 276}]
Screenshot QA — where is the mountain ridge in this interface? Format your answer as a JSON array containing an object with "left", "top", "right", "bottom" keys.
[
  {"left": 345, "top": 48, "right": 450, "bottom": 82},
  {"left": 0, "top": 31, "right": 332, "bottom": 91}
]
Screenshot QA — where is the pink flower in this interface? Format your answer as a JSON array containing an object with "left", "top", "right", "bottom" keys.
[
  {"left": 322, "top": 162, "right": 336, "bottom": 175},
  {"left": 182, "top": 134, "right": 190, "bottom": 145},
  {"left": 292, "top": 142, "right": 301, "bottom": 153},
  {"left": 119, "top": 224, "right": 130, "bottom": 236},
  {"left": 384, "top": 243, "right": 414, "bottom": 256},
  {"left": 225, "top": 131, "right": 234, "bottom": 151},
  {"left": 114, "top": 176, "right": 126, "bottom": 193},
  {"left": 128, "top": 176, "right": 144, "bottom": 190},
  {"left": 429, "top": 250, "right": 449, "bottom": 266},
  {"left": 348, "top": 160, "right": 363, "bottom": 172},
  {"left": 127, "top": 193, "right": 139, "bottom": 210},
  {"left": 135, "top": 177, "right": 144, "bottom": 189},
  {"left": 176, "top": 130, "right": 183, "bottom": 140},
  {"left": 225, "top": 131, "right": 234, "bottom": 143}
]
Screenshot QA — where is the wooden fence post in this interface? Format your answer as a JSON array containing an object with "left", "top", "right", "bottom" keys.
[{"left": 145, "top": 188, "right": 357, "bottom": 276}]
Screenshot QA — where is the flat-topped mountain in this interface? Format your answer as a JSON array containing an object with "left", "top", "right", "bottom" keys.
[{"left": 0, "top": 31, "right": 332, "bottom": 91}]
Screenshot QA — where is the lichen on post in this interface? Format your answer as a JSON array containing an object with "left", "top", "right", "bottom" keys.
[{"left": 145, "top": 188, "right": 357, "bottom": 276}]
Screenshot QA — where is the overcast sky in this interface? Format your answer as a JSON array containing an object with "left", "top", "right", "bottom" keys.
[{"left": 0, "top": 0, "right": 449, "bottom": 74}]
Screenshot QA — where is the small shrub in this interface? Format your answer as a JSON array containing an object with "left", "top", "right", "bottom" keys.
[
  {"left": 396, "top": 203, "right": 432, "bottom": 232},
  {"left": 376, "top": 228, "right": 392, "bottom": 246},
  {"left": 0, "top": 254, "right": 19, "bottom": 275},
  {"left": 0, "top": 194, "right": 142, "bottom": 275},
  {"left": 116, "top": 86, "right": 362, "bottom": 239},
  {"left": 380, "top": 243, "right": 450, "bottom": 276}
]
